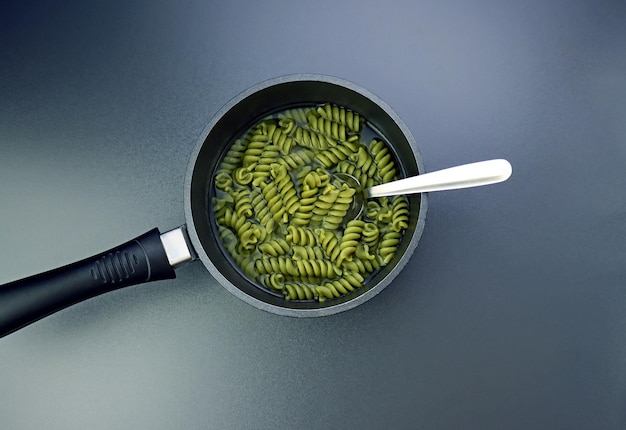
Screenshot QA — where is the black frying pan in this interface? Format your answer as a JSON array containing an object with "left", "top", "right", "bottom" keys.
[{"left": 0, "top": 74, "right": 428, "bottom": 337}]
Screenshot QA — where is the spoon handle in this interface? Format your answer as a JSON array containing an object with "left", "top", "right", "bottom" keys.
[{"left": 367, "top": 159, "right": 512, "bottom": 198}]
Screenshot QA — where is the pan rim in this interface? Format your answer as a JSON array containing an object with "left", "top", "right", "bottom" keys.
[{"left": 183, "top": 73, "right": 428, "bottom": 317}]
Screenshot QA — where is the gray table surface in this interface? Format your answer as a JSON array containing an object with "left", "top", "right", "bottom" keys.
[{"left": 1, "top": 1, "right": 625, "bottom": 429}]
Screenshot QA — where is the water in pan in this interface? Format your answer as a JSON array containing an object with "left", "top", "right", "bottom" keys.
[{"left": 209, "top": 103, "right": 410, "bottom": 302}]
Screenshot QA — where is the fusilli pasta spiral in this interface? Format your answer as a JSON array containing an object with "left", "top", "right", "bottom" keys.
[{"left": 211, "top": 103, "right": 410, "bottom": 302}]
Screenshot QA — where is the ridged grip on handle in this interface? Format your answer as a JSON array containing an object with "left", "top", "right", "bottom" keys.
[{"left": 0, "top": 228, "right": 176, "bottom": 338}]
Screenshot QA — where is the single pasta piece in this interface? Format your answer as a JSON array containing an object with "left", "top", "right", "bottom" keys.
[
  {"left": 286, "top": 225, "right": 317, "bottom": 246},
  {"left": 314, "top": 103, "right": 362, "bottom": 133},
  {"left": 391, "top": 195, "right": 410, "bottom": 232},
  {"left": 258, "top": 238, "right": 291, "bottom": 257},
  {"left": 294, "top": 126, "right": 334, "bottom": 150},
  {"left": 278, "top": 108, "right": 309, "bottom": 125},
  {"left": 322, "top": 184, "right": 355, "bottom": 230},
  {"left": 336, "top": 220, "right": 365, "bottom": 266},
  {"left": 379, "top": 230, "right": 402, "bottom": 265},
  {"left": 370, "top": 138, "right": 397, "bottom": 183}
]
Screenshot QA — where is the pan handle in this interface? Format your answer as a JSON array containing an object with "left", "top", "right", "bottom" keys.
[{"left": 0, "top": 227, "right": 193, "bottom": 338}]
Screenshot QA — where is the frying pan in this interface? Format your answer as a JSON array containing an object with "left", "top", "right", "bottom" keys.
[{"left": 0, "top": 74, "right": 428, "bottom": 337}]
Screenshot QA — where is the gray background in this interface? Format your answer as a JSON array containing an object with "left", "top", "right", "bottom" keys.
[{"left": 1, "top": 0, "right": 625, "bottom": 429}]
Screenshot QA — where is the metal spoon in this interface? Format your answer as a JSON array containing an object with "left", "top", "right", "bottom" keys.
[{"left": 336, "top": 159, "right": 512, "bottom": 220}]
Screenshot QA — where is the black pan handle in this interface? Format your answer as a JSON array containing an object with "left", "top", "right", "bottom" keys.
[{"left": 0, "top": 228, "right": 178, "bottom": 338}]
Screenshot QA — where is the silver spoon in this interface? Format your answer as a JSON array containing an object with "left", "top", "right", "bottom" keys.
[{"left": 336, "top": 159, "right": 512, "bottom": 219}]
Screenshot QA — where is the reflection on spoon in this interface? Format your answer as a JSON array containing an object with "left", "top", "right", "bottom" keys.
[{"left": 336, "top": 159, "right": 512, "bottom": 220}]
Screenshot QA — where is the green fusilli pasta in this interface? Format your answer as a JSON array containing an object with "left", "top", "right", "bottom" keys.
[
  {"left": 370, "top": 138, "right": 397, "bottom": 183},
  {"left": 211, "top": 103, "right": 410, "bottom": 302},
  {"left": 314, "top": 103, "right": 362, "bottom": 133},
  {"left": 294, "top": 126, "right": 335, "bottom": 150}
]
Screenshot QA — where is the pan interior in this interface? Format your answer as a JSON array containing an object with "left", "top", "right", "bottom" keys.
[{"left": 187, "top": 76, "right": 426, "bottom": 316}]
